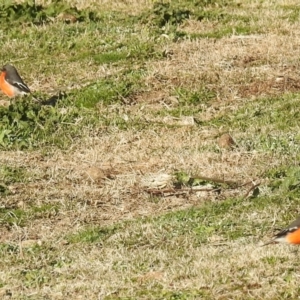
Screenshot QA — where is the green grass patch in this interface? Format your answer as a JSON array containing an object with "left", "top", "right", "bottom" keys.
[
  {"left": 0, "top": 243, "right": 19, "bottom": 255},
  {"left": 139, "top": 1, "right": 232, "bottom": 28},
  {"left": 0, "top": 204, "right": 59, "bottom": 227},
  {"left": 0, "top": 184, "right": 9, "bottom": 196},
  {"left": 0, "top": 208, "right": 28, "bottom": 226},
  {"left": 74, "top": 69, "right": 145, "bottom": 108},
  {"left": 154, "top": 87, "right": 216, "bottom": 118},
  {"left": 138, "top": 1, "right": 260, "bottom": 39},
  {"left": 210, "top": 93, "right": 300, "bottom": 131},
  {"left": 1, "top": 11, "right": 163, "bottom": 69},
  {"left": 280, "top": 5, "right": 300, "bottom": 23},
  {"left": 0, "top": 165, "right": 30, "bottom": 184},
  {"left": 0, "top": 97, "right": 100, "bottom": 150},
  {"left": 175, "top": 87, "right": 216, "bottom": 105},
  {"left": 0, "top": 0, "right": 99, "bottom": 27},
  {"left": 205, "top": 93, "right": 300, "bottom": 154},
  {"left": 67, "top": 225, "right": 119, "bottom": 244},
  {"left": 265, "top": 166, "right": 300, "bottom": 200},
  {"left": 70, "top": 194, "right": 291, "bottom": 250},
  {"left": 93, "top": 52, "right": 128, "bottom": 64}
]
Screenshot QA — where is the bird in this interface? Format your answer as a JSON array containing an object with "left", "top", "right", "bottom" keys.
[
  {"left": 263, "top": 216, "right": 300, "bottom": 246},
  {"left": 0, "top": 64, "right": 31, "bottom": 98}
]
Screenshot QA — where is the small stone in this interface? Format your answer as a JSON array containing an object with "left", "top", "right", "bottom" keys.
[
  {"left": 21, "top": 239, "right": 41, "bottom": 248},
  {"left": 85, "top": 167, "right": 106, "bottom": 182},
  {"left": 17, "top": 201, "right": 25, "bottom": 208},
  {"left": 218, "top": 133, "right": 236, "bottom": 149}
]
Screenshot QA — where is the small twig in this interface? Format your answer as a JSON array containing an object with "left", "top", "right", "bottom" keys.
[
  {"left": 19, "top": 241, "right": 24, "bottom": 259},
  {"left": 145, "top": 187, "right": 221, "bottom": 197},
  {"left": 190, "top": 174, "right": 240, "bottom": 187},
  {"left": 144, "top": 177, "right": 260, "bottom": 198},
  {"left": 243, "top": 182, "right": 261, "bottom": 199},
  {"left": 239, "top": 180, "right": 255, "bottom": 187}
]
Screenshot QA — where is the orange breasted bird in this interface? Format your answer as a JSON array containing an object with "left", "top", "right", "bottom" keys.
[
  {"left": 0, "top": 64, "right": 30, "bottom": 98},
  {"left": 263, "top": 216, "right": 300, "bottom": 246}
]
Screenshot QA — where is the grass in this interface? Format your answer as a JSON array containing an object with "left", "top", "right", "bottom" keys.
[{"left": 2, "top": 0, "right": 300, "bottom": 299}]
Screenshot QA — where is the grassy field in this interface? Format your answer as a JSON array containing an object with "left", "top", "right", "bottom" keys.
[{"left": 2, "top": 0, "right": 300, "bottom": 299}]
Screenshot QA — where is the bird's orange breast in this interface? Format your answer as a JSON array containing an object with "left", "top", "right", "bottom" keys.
[
  {"left": 0, "top": 72, "right": 15, "bottom": 97},
  {"left": 286, "top": 228, "right": 300, "bottom": 244}
]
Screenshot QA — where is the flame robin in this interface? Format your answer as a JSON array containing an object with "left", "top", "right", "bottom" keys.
[
  {"left": 263, "top": 216, "right": 300, "bottom": 245},
  {"left": 0, "top": 64, "right": 30, "bottom": 98}
]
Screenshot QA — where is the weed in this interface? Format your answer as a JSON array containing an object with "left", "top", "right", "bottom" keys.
[
  {"left": 67, "top": 225, "right": 119, "bottom": 244},
  {"left": 0, "top": 98, "right": 99, "bottom": 149},
  {"left": 0, "top": 166, "right": 30, "bottom": 184},
  {"left": 0, "top": 0, "right": 99, "bottom": 27},
  {"left": 0, "top": 208, "right": 28, "bottom": 226}
]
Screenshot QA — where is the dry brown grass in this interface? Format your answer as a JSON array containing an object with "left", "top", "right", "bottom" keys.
[
  {"left": 147, "top": 33, "right": 300, "bottom": 99},
  {"left": 33, "top": 0, "right": 152, "bottom": 12},
  {"left": 2, "top": 0, "right": 300, "bottom": 299}
]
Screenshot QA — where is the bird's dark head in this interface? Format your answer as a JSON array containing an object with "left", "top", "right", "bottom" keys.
[{"left": 1, "top": 64, "right": 15, "bottom": 72}]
